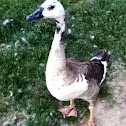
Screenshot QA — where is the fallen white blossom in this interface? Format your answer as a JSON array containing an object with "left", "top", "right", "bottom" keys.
[
  {"left": 21, "top": 37, "right": 30, "bottom": 46},
  {"left": 39, "top": 63, "right": 45, "bottom": 67},
  {"left": 2, "top": 19, "right": 13, "bottom": 26},
  {"left": 90, "top": 35, "right": 95, "bottom": 40},
  {"left": 14, "top": 52, "right": 18, "bottom": 57},
  {"left": 93, "top": 44, "right": 97, "bottom": 48},
  {"left": 15, "top": 40, "right": 20, "bottom": 48},
  {"left": 10, "top": 91, "right": 13, "bottom": 97},
  {"left": 68, "top": 29, "right": 72, "bottom": 34}
]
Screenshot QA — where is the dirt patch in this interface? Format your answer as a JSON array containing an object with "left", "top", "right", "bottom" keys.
[{"left": 93, "top": 63, "right": 126, "bottom": 126}]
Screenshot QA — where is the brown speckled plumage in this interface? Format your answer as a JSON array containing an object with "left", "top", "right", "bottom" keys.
[
  {"left": 66, "top": 58, "right": 104, "bottom": 85},
  {"left": 27, "top": 0, "right": 110, "bottom": 122}
]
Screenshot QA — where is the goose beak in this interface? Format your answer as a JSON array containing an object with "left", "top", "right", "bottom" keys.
[{"left": 26, "top": 7, "right": 44, "bottom": 21}]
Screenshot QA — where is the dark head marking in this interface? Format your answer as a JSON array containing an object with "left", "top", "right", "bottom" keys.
[
  {"left": 56, "top": 20, "right": 59, "bottom": 24},
  {"left": 60, "top": 32, "right": 65, "bottom": 45},
  {"left": 56, "top": 27, "right": 61, "bottom": 34},
  {"left": 48, "top": 5, "right": 55, "bottom": 11},
  {"left": 102, "top": 53, "right": 110, "bottom": 63}
]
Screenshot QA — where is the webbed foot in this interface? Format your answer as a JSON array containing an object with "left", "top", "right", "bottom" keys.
[{"left": 59, "top": 105, "right": 77, "bottom": 118}]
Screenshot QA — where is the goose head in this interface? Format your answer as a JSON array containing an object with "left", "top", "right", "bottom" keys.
[{"left": 26, "top": 0, "right": 65, "bottom": 22}]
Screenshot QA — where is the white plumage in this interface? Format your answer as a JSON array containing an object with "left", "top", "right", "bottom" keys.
[{"left": 27, "top": 0, "right": 110, "bottom": 125}]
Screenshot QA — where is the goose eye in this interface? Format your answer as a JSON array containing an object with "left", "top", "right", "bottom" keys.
[{"left": 48, "top": 5, "right": 55, "bottom": 10}]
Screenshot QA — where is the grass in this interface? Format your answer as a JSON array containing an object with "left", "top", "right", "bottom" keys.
[{"left": 0, "top": 0, "right": 126, "bottom": 125}]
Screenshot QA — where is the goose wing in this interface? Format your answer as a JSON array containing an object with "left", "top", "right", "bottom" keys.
[{"left": 66, "top": 58, "right": 104, "bottom": 86}]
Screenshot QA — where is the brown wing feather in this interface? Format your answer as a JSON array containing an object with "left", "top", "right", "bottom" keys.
[{"left": 66, "top": 58, "right": 104, "bottom": 85}]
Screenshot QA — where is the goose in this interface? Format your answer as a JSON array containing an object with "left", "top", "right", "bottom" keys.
[{"left": 26, "top": 0, "right": 110, "bottom": 125}]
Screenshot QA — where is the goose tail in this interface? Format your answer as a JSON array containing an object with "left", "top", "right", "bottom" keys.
[{"left": 91, "top": 50, "right": 110, "bottom": 64}]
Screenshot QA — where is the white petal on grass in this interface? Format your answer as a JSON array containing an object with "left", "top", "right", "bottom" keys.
[
  {"left": 14, "top": 52, "right": 18, "bottom": 57},
  {"left": 21, "top": 28, "right": 26, "bottom": 34},
  {"left": 39, "top": 63, "right": 45, "bottom": 67},
  {"left": 90, "top": 35, "right": 95, "bottom": 40},
  {"left": 15, "top": 40, "right": 20, "bottom": 48},
  {"left": 93, "top": 44, "right": 97, "bottom": 48},
  {"left": 50, "top": 112, "right": 53, "bottom": 116},
  {"left": 21, "top": 37, "right": 30, "bottom": 45},
  {"left": 10, "top": 91, "right": 13, "bottom": 97},
  {"left": 21, "top": 37, "right": 27, "bottom": 43},
  {"left": 2, "top": 19, "right": 13, "bottom": 26},
  {"left": 2, "top": 19, "right": 10, "bottom": 25},
  {"left": 68, "top": 29, "right": 72, "bottom": 34},
  {"left": 32, "top": 113, "right": 36, "bottom": 118},
  {"left": 21, "top": 28, "right": 24, "bottom": 31}
]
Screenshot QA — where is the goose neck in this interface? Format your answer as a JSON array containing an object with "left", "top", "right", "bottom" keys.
[
  {"left": 51, "top": 19, "right": 66, "bottom": 49},
  {"left": 47, "top": 19, "right": 66, "bottom": 69}
]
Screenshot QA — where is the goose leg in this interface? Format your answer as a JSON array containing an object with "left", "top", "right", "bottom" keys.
[
  {"left": 81, "top": 106, "right": 95, "bottom": 126},
  {"left": 58, "top": 100, "right": 77, "bottom": 118},
  {"left": 88, "top": 106, "right": 95, "bottom": 126}
]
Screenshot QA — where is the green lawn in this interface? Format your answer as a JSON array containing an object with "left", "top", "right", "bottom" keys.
[{"left": 0, "top": 0, "right": 126, "bottom": 125}]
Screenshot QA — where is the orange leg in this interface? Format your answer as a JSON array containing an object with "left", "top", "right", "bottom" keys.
[
  {"left": 70, "top": 100, "right": 75, "bottom": 108},
  {"left": 88, "top": 106, "right": 95, "bottom": 126}
]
